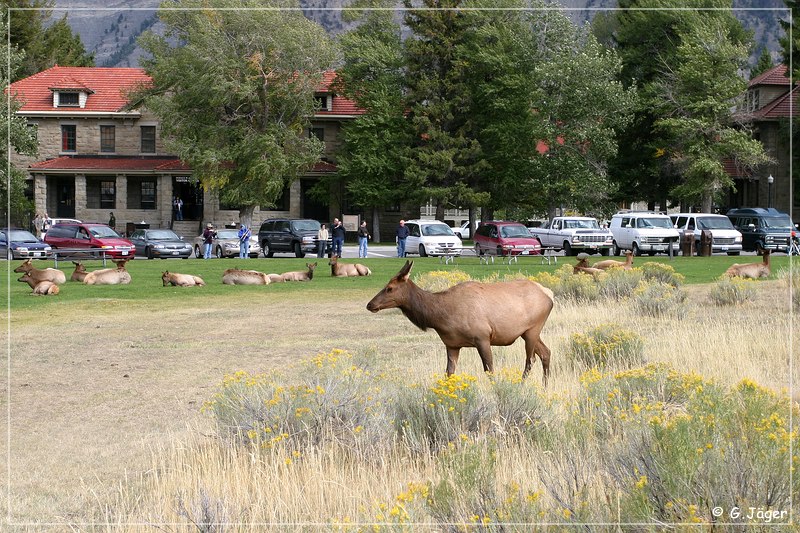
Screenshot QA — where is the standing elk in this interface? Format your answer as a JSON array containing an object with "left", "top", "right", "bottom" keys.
[
  {"left": 329, "top": 255, "right": 371, "bottom": 277},
  {"left": 162, "top": 271, "right": 206, "bottom": 287},
  {"left": 13, "top": 259, "right": 66, "bottom": 285},
  {"left": 83, "top": 258, "right": 131, "bottom": 285},
  {"left": 593, "top": 250, "right": 634, "bottom": 271},
  {"left": 70, "top": 261, "right": 88, "bottom": 282},
  {"left": 222, "top": 268, "right": 271, "bottom": 285},
  {"left": 17, "top": 273, "right": 60, "bottom": 295},
  {"left": 280, "top": 262, "right": 317, "bottom": 282},
  {"left": 367, "top": 261, "right": 554, "bottom": 384},
  {"left": 725, "top": 250, "right": 771, "bottom": 279}
]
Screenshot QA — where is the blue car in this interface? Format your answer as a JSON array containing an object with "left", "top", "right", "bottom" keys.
[{"left": 1, "top": 229, "right": 52, "bottom": 260}]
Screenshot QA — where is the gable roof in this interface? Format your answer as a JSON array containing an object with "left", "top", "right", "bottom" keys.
[
  {"left": 315, "top": 70, "right": 364, "bottom": 117},
  {"left": 29, "top": 155, "right": 190, "bottom": 173},
  {"left": 752, "top": 85, "right": 798, "bottom": 120},
  {"left": 749, "top": 64, "right": 791, "bottom": 88},
  {"left": 9, "top": 66, "right": 151, "bottom": 113}
]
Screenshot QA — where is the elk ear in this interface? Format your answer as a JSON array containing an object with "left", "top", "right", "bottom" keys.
[{"left": 396, "top": 260, "right": 413, "bottom": 281}]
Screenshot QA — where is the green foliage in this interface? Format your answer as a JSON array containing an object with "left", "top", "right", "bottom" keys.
[
  {"left": 751, "top": 46, "right": 774, "bottom": 78},
  {"left": 639, "top": 261, "right": 685, "bottom": 287},
  {"left": 599, "top": 266, "right": 644, "bottom": 299},
  {"left": 137, "top": 0, "right": 336, "bottom": 215},
  {"left": 569, "top": 323, "right": 645, "bottom": 370},
  {"left": 633, "top": 280, "right": 687, "bottom": 317},
  {"left": 709, "top": 276, "right": 755, "bottom": 306}
]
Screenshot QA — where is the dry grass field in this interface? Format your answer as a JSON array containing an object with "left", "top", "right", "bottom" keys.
[{"left": 1, "top": 256, "right": 797, "bottom": 530}]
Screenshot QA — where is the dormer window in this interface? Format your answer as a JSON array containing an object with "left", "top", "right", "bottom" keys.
[
  {"left": 58, "top": 92, "right": 80, "bottom": 107},
  {"left": 314, "top": 94, "right": 331, "bottom": 112}
]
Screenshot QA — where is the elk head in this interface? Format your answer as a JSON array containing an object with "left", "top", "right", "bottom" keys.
[
  {"left": 162, "top": 271, "right": 171, "bottom": 286},
  {"left": 367, "top": 260, "right": 413, "bottom": 312},
  {"left": 72, "top": 261, "right": 86, "bottom": 272},
  {"left": 13, "top": 259, "right": 32, "bottom": 273},
  {"left": 307, "top": 262, "right": 318, "bottom": 271},
  {"left": 112, "top": 258, "right": 130, "bottom": 270},
  {"left": 328, "top": 255, "right": 339, "bottom": 266}
]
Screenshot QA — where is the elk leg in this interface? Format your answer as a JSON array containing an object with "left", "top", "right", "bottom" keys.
[
  {"left": 534, "top": 337, "right": 551, "bottom": 386},
  {"left": 522, "top": 336, "right": 539, "bottom": 379},
  {"left": 446, "top": 347, "right": 461, "bottom": 376},
  {"left": 475, "top": 341, "right": 494, "bottom": 374}
]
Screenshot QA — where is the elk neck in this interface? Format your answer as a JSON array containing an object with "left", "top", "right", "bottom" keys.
[{"left": 398, "top": 281, "right": 447, "bottom": 332}]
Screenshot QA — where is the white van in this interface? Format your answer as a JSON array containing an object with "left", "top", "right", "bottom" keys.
[
  {"left": 669, "top": 213, "right": 742, "bottom": 255},
  {"left": 609, "top": 212, "right": 680, "bottom": 256},
  {"left": 404, "top": 219, "right": 463, "bottom": 257}
]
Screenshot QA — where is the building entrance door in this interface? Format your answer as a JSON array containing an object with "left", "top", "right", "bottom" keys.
[
  {"left": 173, "top": 177, "right": 203, "bottom": 220},
  {"left": 55, "top": 176, "right": 75, "bottom": 218}
]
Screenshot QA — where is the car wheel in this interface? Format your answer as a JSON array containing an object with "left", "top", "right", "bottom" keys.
[
  {"left": 563, "top": 241, "right": 573, "bottom": 256},
  {"left": 145, "top": 247, "right": 154, "bottom": 260},
  {"left": 262, "top": 241, "right": 273, "bottom": 258},
  {"left": 475, "top": 244, "right": 483, "bottom": 256},
  {"left": 632, "top": 242, "right": 641, "bottom": 256},
  {"left": 7, "top": 249, "right": 14, "bottom": 261},
  {"left": 497, "top": 246, "right": 504, "bottom": 257},
  {"left": 600, "top": 248, "right": 611, "bottom": 256},
  {"left": 613, "top": 241, "right": 621, "bottom": 256},
  {"left": 216, "top": 245, "right": 224, "bottom": 259},
  {"left": 419, "top": 244, "right": 428, "bottom": 257},
  {"left": 294, "top": 242, "right": 305, "bottom": 258}
]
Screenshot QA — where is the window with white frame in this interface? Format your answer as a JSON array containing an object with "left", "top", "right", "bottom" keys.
[{"left": 58, "top": 92, "right": 79, "bottom": 107}]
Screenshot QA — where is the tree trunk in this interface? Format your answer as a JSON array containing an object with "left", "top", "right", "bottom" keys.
[
  {"left": 435, "top": 202, "right": 445, "bottom": 222},
  {"left": 371, "top": 206, "right": 381, "bottom": 243},
  {"left": 701, "top": 192, "right": 713, "bottom": 213},
  {"left": 238, "top": 205, "right": 256, "bottom": 228}
]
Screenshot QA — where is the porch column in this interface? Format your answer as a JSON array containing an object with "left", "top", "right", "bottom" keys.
[
  {"left": 117, "top": 174, "right": 128, "bottom": 211},
  {"left": 74, "top": 174, "right": 86, "bottom": 220},
  {"left": 159, "top": 174, "right": 172, "bottom": 227},
  {"left": 33, "top": 174, "right": 46, "bottom": 216}
]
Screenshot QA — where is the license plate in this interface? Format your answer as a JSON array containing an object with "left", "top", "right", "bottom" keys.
[
  {"left": 172, "top": 251, "right": 180, "bottom": 255},
  {"left": 121, "top": 251, "right": 129, "bottom": 256},
  {"left": 653, "top": 246, "right": 664, "bottom": 251},
  {"left": 721, "top": 246, "right": 728, "bottom": 251},
  {"left": 522, "top": 250, "right": 530, "bottom": 255}
]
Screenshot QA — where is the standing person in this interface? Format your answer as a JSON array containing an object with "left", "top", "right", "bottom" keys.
[
  {"left": 202, "top": 223, "right": 216, "bottom": 259},
  {"left": 174, "top": 197, "right": 184, "bottom": 221},
  {"left": 33, "top": 213, "right": 43, "bottom": 238},
  {"left": 316, "top": 223, "right": 329, "bottom": 258},
  {"left": 108, "top": 212, "right": 116, "bottom": 230},
  {"left": 396, "top": 219, "right": 409, "bottom": 257},
  {"left": 357, "top": 220, "right": 370, "bottom": 258},
  {"left": 237, "top": 222, "right": 251, "bottom": 259},
  {"left": 42, "top": 212, "right": 51, "bottom": 236},
  {"left": 331, "top": 217, "right": 345, "bottom": 257}
]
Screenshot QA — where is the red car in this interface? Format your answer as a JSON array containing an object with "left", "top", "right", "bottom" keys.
[
  {"left": 44, "top": 222, "right": 135, "bottom": 259},
  {"left": 473, "top": 221, "right": 542, "bottom": 257}
]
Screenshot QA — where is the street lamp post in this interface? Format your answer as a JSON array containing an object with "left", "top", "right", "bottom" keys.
[{"left": 767, "top": 174, "right": 774, "bottom": 208}]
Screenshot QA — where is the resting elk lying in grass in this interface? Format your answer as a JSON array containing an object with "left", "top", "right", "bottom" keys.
[
  {"left": 367, "top": 261, "right": 554, "bottom": 384},
  {"left": 70, "top": 261, "right": 88, "bottom": 282},
  {"left": 222, "top": 268, "right": 271, "bottom": 285},
  {"left": 279, "top": 262, "right": 317, "bottom": 282},
  {"left": 725, "top": 250, "right": 771, "bottom": 279},
  {"left": 593, "top": 250, "right": 634, "bottom": 270},
  {"left": 17, "top": 273, "right": 60, "bottom": 295},
  {"left": 13, "top": 258, "right": 66, "bottom": 285},
  {"left": 329, "top": 255, "right": 371, "bottom": 277},
  {"left": 573, "top": 254, "right": 604, "bottom": 277},
  {"left": 162, "top": 271, "right": 205, "bottom": 287},
  {"left": 83, "top": 259, "right": 131, "bottom": 285}
]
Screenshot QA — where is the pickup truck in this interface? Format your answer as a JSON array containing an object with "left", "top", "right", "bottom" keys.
[{"left": 528, "top": 216, "right": 614, "bottom": 256}]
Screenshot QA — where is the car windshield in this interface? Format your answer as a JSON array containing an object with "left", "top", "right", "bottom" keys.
[
  {"left": 147, "top": 230, "right": 180, "bottom": 240},
  {"left": 89, "top": 226, "right": 121, "bottom": 238},
  {"left": 500, "top": 225, "right": 533, "bottom": 238},
  {"left": 697, "top": 217, "right": 735, "bottom": 230},
  {"left": 762, "top": 216, "right": 793, "bottom": 230},
  {"left": 8, "top": 230, "right": 40, "bottom": 242},
  {"left": 216, "top": 230, "right": 239, "bottom": 239},
  {"left": 422, "top": 224, "right": 455, "bottom": 237},
  {"left": 637, "top": 217, "right": 672, "bottom": 229},
  {"left": 292, "top": 220, "right": 321, "bottom": 232},
  {"left": 564, "top": 219, "right": 600, "bottom": 229}
]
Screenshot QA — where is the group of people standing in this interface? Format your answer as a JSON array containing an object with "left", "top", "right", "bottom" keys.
[{"left": 315, "top": 218, "right": 372, "bottom": 258}]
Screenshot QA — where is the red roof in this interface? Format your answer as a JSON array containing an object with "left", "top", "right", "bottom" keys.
[
  {"left": 30, "top": 156, "right": 190, "bottom": 172},
  {"left": 311, "top": 160, "right": 338, "bottom": 172},
  {"left": 9, "top": 66, "right": 152, "bottom": 113},
  {"left": 316, "top": 70, "right": 364, "bottom": 117},
  {"left": 749, "top": 64, "right": 791, "bottom": 88},
  {"left": 722, "top": 158, "right": 753, "bottom": 178},
  {"left": 753, "top": 85, "right": 798, "bottom": 119}
]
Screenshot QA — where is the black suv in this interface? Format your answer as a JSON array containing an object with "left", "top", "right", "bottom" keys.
[
  {"left": 258, "top": 218, "right": 324, "bottom": 258},
  {"left": 726, "top": 207, "right": 794, "bottom": 253}
]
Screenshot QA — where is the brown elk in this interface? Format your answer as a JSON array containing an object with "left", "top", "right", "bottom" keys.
[
  {"left": 593, "top": 250, "right": 634, "bottom": 271},
  {"left": 280, "top": 262, "right": 317, "bottom": 282},
  {"left": 70, "top": 261, "right": 88, "bottom": 282},
  {"left": 162, "top": 271, "right": 206, "bottom": 287},
  {"left": 13, "top": 259, "right": 66, "bottom": 285},
  {"left": 573, "top": 254, "right": 604, "bottom": 277},
  {"left": 83, "top": 258, "right": 131, "bottom": 285},
  {"left": 367, "top": 261, "right": 554, "bottom": 384},
  {"left": 222, "top": 268, "right": 271, "bottom": 285},
  {"left": 329, "top": 255, "right": 371, "bottom": 277},
  {"left": 17, "top": 273, "right": 60, "bottom": 295},
  {"left": 725, "top": 250, "right": 771, "bottom": 279}
]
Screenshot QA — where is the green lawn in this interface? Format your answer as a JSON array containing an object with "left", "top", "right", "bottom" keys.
[{"left": 4, "top": 253, "right": 790, "bottom": 312}]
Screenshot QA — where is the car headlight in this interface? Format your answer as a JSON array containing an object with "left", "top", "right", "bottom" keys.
[
  {"left": 44, "top": 246, "right": 51, "bottom": 251},
  {"left": 17, "top": 247, "right": 28, "bottom": 252},
  {"left": 735, "top": 236, "right": 742, "bottom": 243},
  {"left": 224, "top": 243, "right": 237, "bottom": 249}
]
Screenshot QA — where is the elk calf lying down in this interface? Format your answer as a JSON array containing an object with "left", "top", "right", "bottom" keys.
[
  {"left": 162, "top": 271, "right": 205, "bottom": 287},
  {"left": 573, "top": 254, "right": 604, "bottom": 277},
  {"left": 367, "top": 261, "right": 554, "bottom": 385},
  {"left": 725, "top": 250, "right": 771, "bottom": 279},
  {"left": 13, "top": 258, "right": 66, "bottom": 285},
  {"left": 83, "top": 259, "right": 131, "bottom": 285},
  {"left": 279, "top": 262, "right": 317, "bottom": 282},
  {"left": 70, "top": 261, "right": 88, "bottom": 282},
  {"left": 17, "top": 273, "right": 60, "bottom": 295},
  {"left": 593, "top": 250, "right": 634, "bottom": 270},
  {"left": 329, "top": 255, "right": 371, "bottom": 277},
  {"left": 222, "top": 268, "right": 271, "bottom": 285}
]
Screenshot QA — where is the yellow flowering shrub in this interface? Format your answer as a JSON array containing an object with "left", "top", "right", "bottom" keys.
[
  {"left": 569, "top": 323, "right": 645, "bottom": 369},
  {"left": 414, "top": 270, "right": 472, "bottom": 292}
]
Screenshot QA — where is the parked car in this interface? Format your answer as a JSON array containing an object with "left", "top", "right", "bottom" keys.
[
  {"left": 528, "top": 216, "right": 613, "bottom": 256},
  {"left": 726, "top": 207, "right": 795, "bottom": 254},
  {"left": 192, "top": 228, "right": 261, "bottom": 259},
  {"left": 669, "top": 213, "right": 743, "bottom": 255},
  {"left": 258, "top": 218, "right": 323, "bottom": 258},
  {"left": 609, "top": 212, "right": 679, "bottom": 256},
  {"left": 473, "top": 221, "right": 542, "bottom": 257},
  {"left": 43, "top": 217, "right": 81, "bottom": 233},
  {"left": 450, "top": 220, "right": 479, "bottom": 240},
  {"left": 0, "top": 229, "right": 52, "bottom": 260},
  {"left": 404, "top": 219, "right": 463, "bottom": 257},
  {"left": 43, "top": 222, "right": 134, "bottom": 259},
  {"left": 129, "top": 228, "right": 193, "bottom": 259}
]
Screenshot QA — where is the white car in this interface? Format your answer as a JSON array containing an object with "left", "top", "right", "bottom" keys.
[
  {"left": 405, "top": 219, "right": 463, "bottom": 257},
  {"left": 670, "top": 213, "right": 742, "bottom": 255},
  {"left": 451, "top": 220, "right": 479, "bottom": 240}
]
